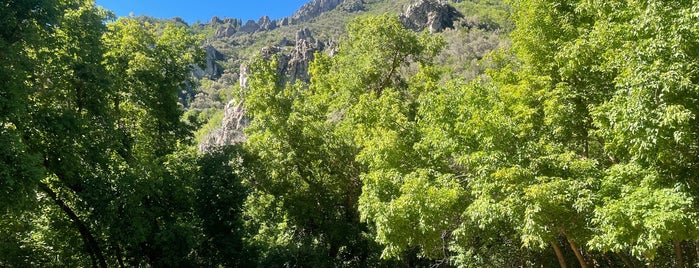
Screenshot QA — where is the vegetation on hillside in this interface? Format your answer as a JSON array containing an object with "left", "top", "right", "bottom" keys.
[
  {"left": 2, "top": 0, "right": 699, "bottom": 267},
  {"left": 181, "top": 0, "right": 510, "bottom": 116}
]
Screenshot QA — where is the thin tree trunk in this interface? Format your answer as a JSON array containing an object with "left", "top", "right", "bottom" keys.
[
  {"left": 551, "top": 240, "right": 568, "bottom": 268},
  {"left": 582, "top": 135, "right": 589, "bottom": 159},
  {"left": 377, "top": 51, "right": 402, "bottom": 95},
  {"left": 695, "top": 240, "right": 699, "bottom": 267},
  {"left": 116, "top": 244, "right": 125, "bottom": 268},
  {"left": 674, "top": 240, "right": 684, "bottom": 268},
  {"left": 608, "top": 155, "right": 618, "bottom": 164},
  {"left": 562, "top": 230, "right": 589, "bottom": 268},
  {"left": 39, "top": 183, "right": 108, "bottom": 268}
]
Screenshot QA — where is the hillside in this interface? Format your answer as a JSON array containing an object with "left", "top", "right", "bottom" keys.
[{"left": 186, "top": 0, "right": 511, "bottom": 148}]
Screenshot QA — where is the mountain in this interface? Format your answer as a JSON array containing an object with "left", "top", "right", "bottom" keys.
[{"left": 182, "top": 0, "right": 511, "bottom": 150}]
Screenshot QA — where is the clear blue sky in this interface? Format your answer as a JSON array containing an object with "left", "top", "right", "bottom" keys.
[{"left": 95, "top": 0, "right": 311, "bottom": 24}]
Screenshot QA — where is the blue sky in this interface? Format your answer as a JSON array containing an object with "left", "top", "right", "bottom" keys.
[{"left": 95, "top": 0, "right": 311, "bottom": 24}]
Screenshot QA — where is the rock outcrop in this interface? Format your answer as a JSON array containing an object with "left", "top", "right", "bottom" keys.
[
  {"left": 291, "top": 0, "right": 344, "bottom": 23},
  {"left": 209, "top": 29, "right": 325, "bottom": 151},
  {"left": 277, "top": 17, "right": 291, "bottom": 27},
  {"left": 210, "top": 16, "right": 223, "bottom": 25},
  {"left": 199, "top": 100, "right": 249, "bottom": 151},
  {"left": 258, "top": 16, "right": 277, "bottom": 31},
  {"left": 240, "top": 20, "right": 260, "bottom": 33},
  {"left": 280, "top": 28, "right": 320, "bottom": 84},
  {"left": 215, "top": 26, "right": 236, "bottom": 38},
  {"left": 239, "top": 28, "right": 321, "bottom": 89},
  {"left": 341, "top": 0, "right": 366, "bottom": 12},
  {"left": 286, "top": 29, "right": 317, "bottom": 83},
  {"left": 204, "top": 46, "right": 225, "bottom": 79},
  {"left": 239, "top": 64, "right": 249, "bottom": 89},
  {"left": 400, "top": 0, "right": 463, "bottom": 33},
  {"left": 192, "top": 46, "right": 225, "bottom": 79},
  {"left": 295, "top": 28, "right": 315, "bottom": 44}
]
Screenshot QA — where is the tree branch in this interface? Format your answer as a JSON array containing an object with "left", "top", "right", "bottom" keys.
[{"left": 39, "top": 182, "right": 108, "bottom": 268}]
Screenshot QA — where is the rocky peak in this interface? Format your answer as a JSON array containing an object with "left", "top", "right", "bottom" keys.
[
  {"left": 258, "top": 16, "right": 277, "bottom": 31},
  {"left": 211, "top": 16, "right": 223, "bottom": 25},
  {"left": 399, "top": 0, "right": 463, "bottom": 33},
  {"left": 291, "top": 0, "right": 344, "bottom": 23},
  {"left": 240, "top": 19, "right": 260, "bottom": 33},
  {"left": 287, "top": 28, "right": 318, "bottom": 83}
]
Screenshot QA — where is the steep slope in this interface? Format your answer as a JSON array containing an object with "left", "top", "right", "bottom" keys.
[{"left": 188, "top": 0, "right": 511, "bottom": 149}]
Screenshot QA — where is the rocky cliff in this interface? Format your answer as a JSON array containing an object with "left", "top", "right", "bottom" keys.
[
  {"left": 291, "top": 0, "right": 344, "bottom": 23},
  {"left": 199, "top": 100, "right": 249, "bottom": 151},
  {"left": 399, "top": 0, "right": 463, "bottom": 33},
  {"left": 239, "top": 28, "right": 322, "bottom": 89},
  {"left": 202, "top": 28, "right": 323, "bottom": 150},
  {"left": 192, "top": 45, "right": 225, "bottom": 79}
]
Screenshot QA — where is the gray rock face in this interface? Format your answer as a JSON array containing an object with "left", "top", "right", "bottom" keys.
[
  {"left": 239, "top": 64, "right": 249, "bottom": 89},
  {"left": 240, "top": 20, "right": 260, "bottom": 33},
  {"left": 277, "top": 17, "right": 290, "bottom": 27},
  {"left": 200, "top": 29, "right": 321, "bottom": 149},
  {"left": 208, "top": 31, "right": 324, "bottom": 151},
  {"left": 341, "top": 0, "right": 366, "bottom": 12},
  {"left": 204, "top": 46, "right": 225, "bottom": 79},
  {"left": 239, "top": 28, "right": 321, "bottom": 89},
  {"left": 211, "top": 16, "right": 223, "bottom": 25},
  {"left": 199, "top": 100, "right": 249, "bottom": 151},
  {"left": 215, "top": 26, "right": 236, "bottom": 38},
  {"left": 291, "top": 0, "right": 344, "bottom": 23},
  {"left": 279, "top": 28, "right": 319, "bottom": 84},
  {"left": 258, "top": 16, "right": 277, "bottom": 31},
  {"left": 296, "top": 28, "right": 315, "bottom": 43},
  {"left": 192, "top": 46, "right": 225, "bottom": 79},
  {"left": 400, "top": 0, "right": 463, "bottom": 33},
  {"left": 286, "top": 35, "right": 316, "bottom": 83},
  {"left": 238, "top": 45, "right": 287, "bottom": 89}
]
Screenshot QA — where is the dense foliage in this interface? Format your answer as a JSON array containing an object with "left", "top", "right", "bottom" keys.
[{"left": 2, "top": 0, "right": 699, "bottom": 267}]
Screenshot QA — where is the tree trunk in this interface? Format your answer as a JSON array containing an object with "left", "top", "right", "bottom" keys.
[
  {"left": 116, "top": 244, "right": 125, "bottom": 268},
  {"left": 674, "top": 240, "right": 684, "bottom": 268},
  {"left": 377, "top": 51, "right": 402, "bottom": 95},
  {"left": 39, "top": 183, "right": 108, "bottom": 268},
  {"left": 695, "top": 240, "right": 699, "bottom": 267},
  {"left": 562, "top": 230, "right": 589, "bottom": 268},
  {"left": 551, "top": 240, "right": 568, "bottom": 268},
  {"left": 582, "top": 134, "right": 589, "bottom": 159}
]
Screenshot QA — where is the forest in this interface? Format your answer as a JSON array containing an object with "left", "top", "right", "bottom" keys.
[{"left": 1, "top": 0, "right": 699, "bottom": 267}]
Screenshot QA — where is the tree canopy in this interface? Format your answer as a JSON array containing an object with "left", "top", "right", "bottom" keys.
[{"left": 2, "top": 0, "right": 699, "bottom": 267}]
